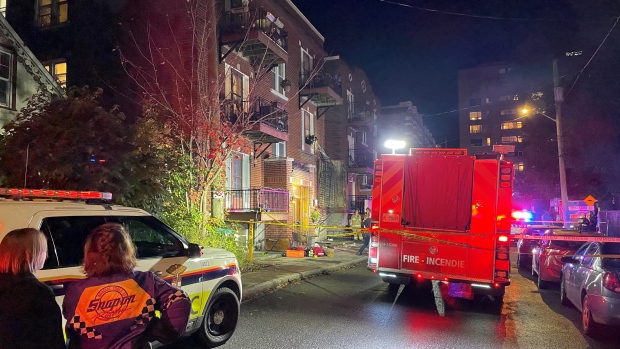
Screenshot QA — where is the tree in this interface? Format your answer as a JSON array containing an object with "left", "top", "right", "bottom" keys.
[
  {"left": 0, "top": 87, "right": 171, "bottom": 211},
  {"left": 117, "top": 0, "right": 323, "bottom": 223}
]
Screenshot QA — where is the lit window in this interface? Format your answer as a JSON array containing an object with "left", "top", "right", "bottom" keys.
[
  {"left": 0, "top": 0, "right": 6, "bottom": 16},
  {"left": 45, "top": 60, "right": 66, "bottom": 88},
  {"left": 486, "top": 138, "right": 491, "bottom": 146},
  {"left": 501, "top": 121, "right": 522, "bottom": 130},
  {"left": 469, "top": 111, "right": 482, "bottom": 120},
  {"left": 514, "top": 162, "right": 524, "bottom": 171},
  {"left": 501, "top": 136, "right": 523, "bottom": 143},
  {"left": 512, "top": 95, "right": 519, "bottom": 101},
  {"left": 271, "top": 63, "right": 287, "bottom": 95},
  {"left": 470, "top": 125, "right": 482, "bottom": 134},
  {"left": 0, "top": 49, "right": 13, "bottom": 107},
  {"left": 501, "top": 109, "right": 517, "bottom": 115},
  {"left": 38, "top": 0, "right": 68, "bottom": 27},
  {"left": 470, "top": 138, "right": 483, "bottom": 147}
]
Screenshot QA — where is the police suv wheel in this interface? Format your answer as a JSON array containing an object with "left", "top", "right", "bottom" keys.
[{"left": 194, "top": 287, "right": 240, "bottom": 347}]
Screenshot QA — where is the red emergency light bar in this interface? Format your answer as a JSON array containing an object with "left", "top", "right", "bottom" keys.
[{"left": 0, "top": 188, "right": 112, "bottom": 200}]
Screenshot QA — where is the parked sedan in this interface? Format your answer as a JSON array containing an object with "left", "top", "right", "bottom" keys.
[
  {"left": 561, "top": 242, "right": 620, "bottom": 336},
  {"left": 532, "top": 229, "right": 600, "bottom": 289},
  {"left": 516, "top": 225, "right": 556, "bottom": 269}
]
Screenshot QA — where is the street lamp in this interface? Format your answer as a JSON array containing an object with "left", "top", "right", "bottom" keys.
[
  {"left": 384, "top": 140, "right": 405, "bottom": 154},
  {"left": 521, "top": 105, "right": 569, "bottom": 226}
]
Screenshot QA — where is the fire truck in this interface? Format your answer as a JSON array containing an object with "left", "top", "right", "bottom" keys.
[{"left": 368, "top": 148, "right": 513, "bottom": 301}]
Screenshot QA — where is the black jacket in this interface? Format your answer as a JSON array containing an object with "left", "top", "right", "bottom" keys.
[{"left": 0, "top": 272, "right": 66, "bottom": 349}]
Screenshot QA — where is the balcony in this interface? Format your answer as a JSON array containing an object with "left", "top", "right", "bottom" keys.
[
  {"left": 348, "top": 148, "right": 375, "bottom": 173},
  {"left": 225, "top": 187, "right": 289, "bottom": 221},
  {"left": 348, "top": 195, "right": 371, "bottom": 214},
  {"left": 221, "top": 97, "right": 288, "bottom": 144},
  {"left": 347, "top": 102, "right": 375, "bottom": 125},
  {"left": 219, "top": 7, "right": 288, "bottom": 69},
  {"left": 298, "top": 71, "right": 343, "bottom": 116}
]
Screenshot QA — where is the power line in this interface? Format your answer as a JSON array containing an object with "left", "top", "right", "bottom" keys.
[
  {"left": 377, "top": 0, "right": 620, "bottom": 22},
  {"left": 564, "top": 16, "right": 620, "bottom": 99}
]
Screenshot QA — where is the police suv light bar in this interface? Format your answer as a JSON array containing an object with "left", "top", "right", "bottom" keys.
[{"left": 0, "top": 188, "right": 112, "bottom": 200}]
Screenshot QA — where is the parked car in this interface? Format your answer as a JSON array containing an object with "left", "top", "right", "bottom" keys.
[
  {"left": 0, "top": 188, "right": 242, "bottom": 348},
  {"left": 531, "top": 229, "right": 601, "bottom": 289},
  {"left": 561, "top": 242, "right": 620, "bottom": 336},
  {"left": 516, "top": 225, "right": 556, "bottom": 269}
]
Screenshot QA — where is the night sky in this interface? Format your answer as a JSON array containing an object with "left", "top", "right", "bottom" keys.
[{"left": 291, "top": 0, "right": 620, "bottom": 147}]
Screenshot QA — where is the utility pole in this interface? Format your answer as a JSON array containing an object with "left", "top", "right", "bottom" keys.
[{"left": 553, "top": 59, "right": 570, "bottom": 225}]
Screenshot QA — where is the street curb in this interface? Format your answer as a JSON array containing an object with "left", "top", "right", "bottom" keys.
[{"left": 242, "top": 256, "right": 368, "bottom": 299}]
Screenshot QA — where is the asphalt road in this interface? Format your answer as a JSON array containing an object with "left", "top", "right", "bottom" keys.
[{"left": 168, "top": 261, "right": 620, "bottom": 349}]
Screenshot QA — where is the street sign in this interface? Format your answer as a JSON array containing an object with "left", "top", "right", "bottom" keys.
[
  {"left": 584, "top": 195, "right": 596, "bottom": 206},
  {"left": 492, "top": 145, "right": 515, "bottom": 154}
]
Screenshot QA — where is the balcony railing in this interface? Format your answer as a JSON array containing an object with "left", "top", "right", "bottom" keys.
[
  {"left": 220, "top": 7, "right": 288, "bottom": 52},
  {"left": 225, "top": 187, "right": 289, "bottom": 212},
  {"left": 346, "top": 102, "right": 375, "bottom": 122},
  {"left": 349, "top": 148, "right": 375, "bottom": 169},
  {"left": 299, "top": 71, "right": 343, "bottom": 97},
  {"left": 221, "top": 98, "right": 288, "bottom": 133}
]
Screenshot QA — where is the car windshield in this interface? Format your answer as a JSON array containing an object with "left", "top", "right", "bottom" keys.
[
  {"left": 602, "top": 243, "right": 620, "bottom": 269},
  {"left": 526, "top": 228, "right": 547, "bottom": 236},
  {"left": 549, "top": 240, "right": 586, "bottom": 250}
]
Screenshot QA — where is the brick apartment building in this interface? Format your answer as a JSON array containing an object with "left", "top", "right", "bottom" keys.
[{"left": 5, "top": 0, "right": 360, "bottom": 250}]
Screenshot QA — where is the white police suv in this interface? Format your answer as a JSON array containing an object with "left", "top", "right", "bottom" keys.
[{"left": 0, "top": 188, "right": 241, "bottom": 348}]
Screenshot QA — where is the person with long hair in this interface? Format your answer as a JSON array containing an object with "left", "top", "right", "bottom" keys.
[
  {"left": 62, "top": 223, "right": 191, "bottom": 349},
  {"left": 0, "top": 228, "right": 66, "bottom": 349}
]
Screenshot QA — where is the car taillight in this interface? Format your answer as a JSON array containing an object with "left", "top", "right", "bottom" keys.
[{"left": 603, "top": 272, "right": 620, "bottom": 293}]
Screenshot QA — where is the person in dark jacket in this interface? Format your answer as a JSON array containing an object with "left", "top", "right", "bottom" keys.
[
  {"left": 0, "top": 228, "right": 66, "bottom": 349},
  {"left": 62, "top": 223, "right": 191, "bottom": 349}
]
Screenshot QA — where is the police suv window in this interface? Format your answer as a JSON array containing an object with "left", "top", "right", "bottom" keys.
[{"left": 41, "top": 216, "right": 184, "bottom": 270}]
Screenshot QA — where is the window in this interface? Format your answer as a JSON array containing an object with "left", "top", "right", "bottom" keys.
[
  {"left": 501, "top": 136, "right": 523, "bottom": 143},
  {"left": 41, "top": 215, "right": 184, "bottom": 269},
  {"left": 499, "top": 95, "right": 510, "bottom": 101},
  {"left": 514, "top": 162, "right": 524, "bottom": 171},
  {"left": 469, "top": 125, "right": 482, "bottom": 133},
  {"left": 0, "top": 0, "right": 6, "bottom": 16},
  {"left": 224, "top": 64, "right": 248, "bottom": 109},
  {"left": 0, "top": 49, "right": 13, "bottom": 108},
  {"left": 302, "top": 109, "right": 314, "bottom": 154},
  {"left": 356, "top": 131, "right": 367, "bottom": 145},
  {"left": 469, "top": 111, "right": 482, "bottom": 120},
  {"left": 273, "top": 142, "right": 286, "bottom": 157},
  {"left": 501, "top": 109, "right": 517, "bottom": 115},
  {"left": 470, "top": 138, "right": 483, "bottom": 147},
  {"left": 44, "top": 60, "right": 66, "bottom": 88},
  {"left": 301, "top": 47, "right": 313, "bottom": 82},
  {"left": 38, "top": 0, "right": 68, "bottom": 27},
  {"left": 361, "top": 80, "right": 367, "bottom": 93},
  {"left": 501, "top": 121, "right": 522, "bottom": 130},
  {"left": 231, "top": 154, "right": 242, "bottom": 190},
  {"left": 347, "top": 89, "right": 354, "bottom": 119},
  {"left": 271, "top": 63, "right": 286, "bottom": 95},
  {"left": 469, "top": 98, "right": 481, "bottom": 107},
  {"left": 486, "top": 138, "right": 491, "bottom": 146},
  {"left": 516, "top": 151, "right": 524, "bottom": 156}
]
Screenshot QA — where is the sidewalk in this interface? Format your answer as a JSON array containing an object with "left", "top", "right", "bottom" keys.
[{"left": 241, "top": 239, "right": 369, "bottom": 300}]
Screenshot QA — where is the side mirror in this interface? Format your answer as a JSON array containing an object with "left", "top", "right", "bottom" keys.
[
  {"left": 560, "top": 256, "right": 575, "bottom": 264},
  {"left": 187, "top": 243, "right": 203, "bottom": 258}
]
